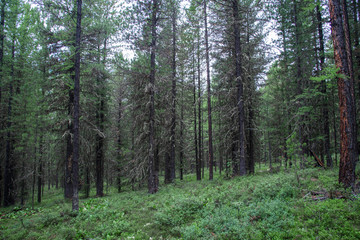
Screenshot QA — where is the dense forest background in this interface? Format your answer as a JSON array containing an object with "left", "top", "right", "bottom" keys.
[{"left": 0, "top": 0, "right": 359, "bottom": 211}]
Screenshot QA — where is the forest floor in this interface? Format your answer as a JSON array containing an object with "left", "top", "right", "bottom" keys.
[{"left": 1, "top": 165, "right": 360, "bottom": 239}]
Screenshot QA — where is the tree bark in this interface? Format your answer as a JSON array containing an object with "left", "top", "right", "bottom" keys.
[
  {"left": 148, "top": 0, "right": 159, "bottom": 194},
  {"left": 72, "top": 0, "right": 82, "bottom": 211},
  {"left": 293, "top": 0, "right": 305, "bottom": 168},
  {"left": 166, "top": 1, "right": 177, "bottom": 184},
  {"left": 65, "top": 92, "right": 73, "bottom": 199},
  {"left": 193, "top": 50, "right": 200, "bottom": 181},
  {"left": 246, "top": 14, "right": 255, "bottom": 174},
  {"left": 0, "top": 0, "right": 5, "bottom": 207},
  {"left": 329, "top": 0, "right": 358, "bottom": 188},
  {"left": 117, "top": 93, "right": 122, "bottom": 193},
  {"left": 204, "top": 0, "right": 214, "bottom": 180},
  {"left": 232, "top": 0, "right": 246, "bottom": 176},
  {"left": 317, "top": 1, "right": 332, "bottom": 168},
  {"left": 37, "top": 135, "right": 43, "bottom": 203},
  {"left": 95, "top": 38, "right": 106, "bottom": 197},
  {"left": 0, "top": 0, "right": 5, "bottom": 116},
  {"left": 197, "top": 29, "right": 202, "bottom": 181},
  {"left": 179, "top": 70, "right": 184, "bottom": 180},
  {"left": 3, "top": 39, "right": 15, "bottom": 207}
]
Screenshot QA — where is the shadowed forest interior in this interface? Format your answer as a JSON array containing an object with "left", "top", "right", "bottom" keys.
[{"left": 1, "top": 0, "right": 360, "bottom": 239}]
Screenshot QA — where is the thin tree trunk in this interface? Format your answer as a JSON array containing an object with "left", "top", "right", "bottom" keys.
[
  {"left": 201, "top": 109, "right": 205, "bottom": 179},
  {"left": 3, "top": 39, "right": 15, "bottom": 207},
  {"left": 204, "top": 0, "right": 214, "bottom": 180},
  {"left": 218, "top": 104, "right": 223, "bottom": 175},
  {"left": 293, "top": 0, "right": 305, "bottom": 168},
  {"left": 232, "top": 0, "right": 246, "bottom": 176},
  {"left": 197, "top": 30, "right": 202, "bottom": 181},
  {"left": 329, "top": 0, "right": 358, "bottom": 188},
  {"left": 0, "top": 0, "right": 5, "bottom": 120},
  {"left": 32, "top": 129, "right": 37, "bottom": 209},
  {"left": 37, "top": 134, "right": 43, "bottom": 203},
  {"left": 317, "top": 1, "right": 332, "bottom": 168},
  {"left": 48, "top": 160, "right": 51, "bottom": 190},
  {"left": 72, "top": 0, "right": 82, "bottom": 211},
  {"left": 95, "top": 39, "right": 105, "bottom": 197},
  {"left": 246, "top": 15, "right": 255, "bottom": 174},
  {"left": 332, "top": 84, "right": 338, "bottom": 166},
  {"left": 84, "top": 166, "right": 90, "bottom": 198},
  {"left": 65, "top": 104, "right": 73, "bottom": 199},
  {"left": 0, "top": 0, "right": 5, "bottom": 206},
  {"left": 117, "top": 93, "right": 122, "bottom": 193},
  {"left": 170, "top": 0, "right": 177, "bottom": 183},
  {"left": 179, "top": 70, "right": 184, "bottom": 180},
  {"left": 20, "top": 160, "right": 25, "bottom": 206},
  {"left": 148, "top": 0, "right": 159, "bottom": 194},
  {"left": 193, "top": 50, "right": 200, "bottom": 181}
]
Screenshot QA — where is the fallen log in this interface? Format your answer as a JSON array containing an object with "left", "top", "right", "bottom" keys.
[{"left": 309, "top": 149, "right": 324, "bottom": 167}]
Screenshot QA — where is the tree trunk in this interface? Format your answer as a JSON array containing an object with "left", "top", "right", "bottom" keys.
[
  {"left": 170, "top": 0, "right": 177, "bottom": 183},
  {"left": 37, "top": 134, "right": 43, "bottom": 203},
  {"left": 353, "top": 0, "right": 360, "bottom": 114},
  {"left": 201, "top": 109, "right": 205, "bottom": 179},
  {"left": 317, "top": 1, "right": 333, "bottom": 168},
  {"left": 0, "top": 0, "right": 5, "bottom": 115},
  {"left": 193, "top": 50, "right": 200, "bottom": 181},
  {"left": 331, "top": 84, "right": 338, "bottom": 165},
  {"left": 117, "top": 93, "right": 122, "bottom": 193},
  {"left": 197, "top": 30, "right": 202, "bottom": 181},
  {"left": 232, "top": 0, "right": 246, "bottom": 176},
  {"left": 84, "top": 166, "right": 90, "bottom": 198},
  {"left": 329, "top": 0, "right": 358, "bottom": 188},
  {"left": 65, "top": 85, "right": 74, "bottom": 199},
  {"left": 246, "top": 15, "right": 255, "bottom": 174},
  {"left": 3, "top": 39, "right": 15, "bottom": 207},
  {"left": 204, "top": 0, "right": 214, "bottom": 180},
  {"left": 179, "top": 70, "right": 184, "bottom": 180},
  {"left": 165, "top": 2, "right": 177, "bottom": 184},
  {"left": 293, "top": 0, "right": 305, "bottom": 168},
  {"left": 95, "top": 40, "right": 105, "bottom": 197},
  {"left": 72, "top": 0, "right": 82, "bottom": 211},
  {"left": 148, "top": 0, "right": 159, "bottom": 194}
]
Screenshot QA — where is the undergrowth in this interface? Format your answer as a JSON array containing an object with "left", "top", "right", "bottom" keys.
[{"left": 1, "top": 167, "right": 360, "bottom": 239}]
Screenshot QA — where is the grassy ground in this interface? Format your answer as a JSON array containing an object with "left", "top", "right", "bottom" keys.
[{"left": 1, "top": 166, "right": 360, "bottom": 239}]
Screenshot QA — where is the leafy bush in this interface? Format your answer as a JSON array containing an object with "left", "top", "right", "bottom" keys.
[{"left": 155, "top": 197, "right": 204, "bottom": 228}]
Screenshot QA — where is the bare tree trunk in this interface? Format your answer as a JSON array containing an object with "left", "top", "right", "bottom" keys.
[
  {"left": 246, "top": 14, "right": 255, "bottom": 174},
  {"left": 95, "top": 38, "right": 106, "bottom": 197},
  {"left": 117, "top": 93, "right": 122, "bottom": 193},
  {"left": 37, "top": 135, "right": 43, "bottom": 203},
  {"left": 232, "top": 0, "right": 246, "bottom": 176},
  {"left": 32, "top": 130, "right": 37, "bottom": 208},
  {"left": 329, "top": 0, "right": 358, "bottom": 188},
  {"left": 179, "top": 71, "right": 184, "bottom": 180},
  {"left": 197, "top": 30, "right": 202, "bottom": 181},
  {"left": 0, "top": 0, "right": 5, "bottom": 206},
  {"left": 201, "top": 109, "right": 205, "bottom": 179},
  {"left": 0, "top": 0, "right": 6, "bottom": 206},
  {"left": 166, "top": 1, "right": 177, "bottom": 184},
  {"left": 148, "top": 0, "right": 159, "bottom": 194},
  {"left": 293, "top": 0, "right": 305, "bottom": 168},
  {"left": 65, "top": 81, "right": 73, "bottom": 199},
  {"left": 3, "top": 39, "right": 15, "bottom": 207},
  {"left": 193, "top": 50, "right": 200, "bottom": 181},
  {"left": 317, "top": 1, "right": 332, "bottom": 168},
  {"left": 72, "top": 0, "right": 82, "bottom": 211},
  {"left": 204, "top": 0, "right": 214, "bottom": 180},
  {"left": 84, "top": 166, "right": 90, "bottom": 198},
  {"left": 332, "top": 85, "right": 338, "bottom": 165}
]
